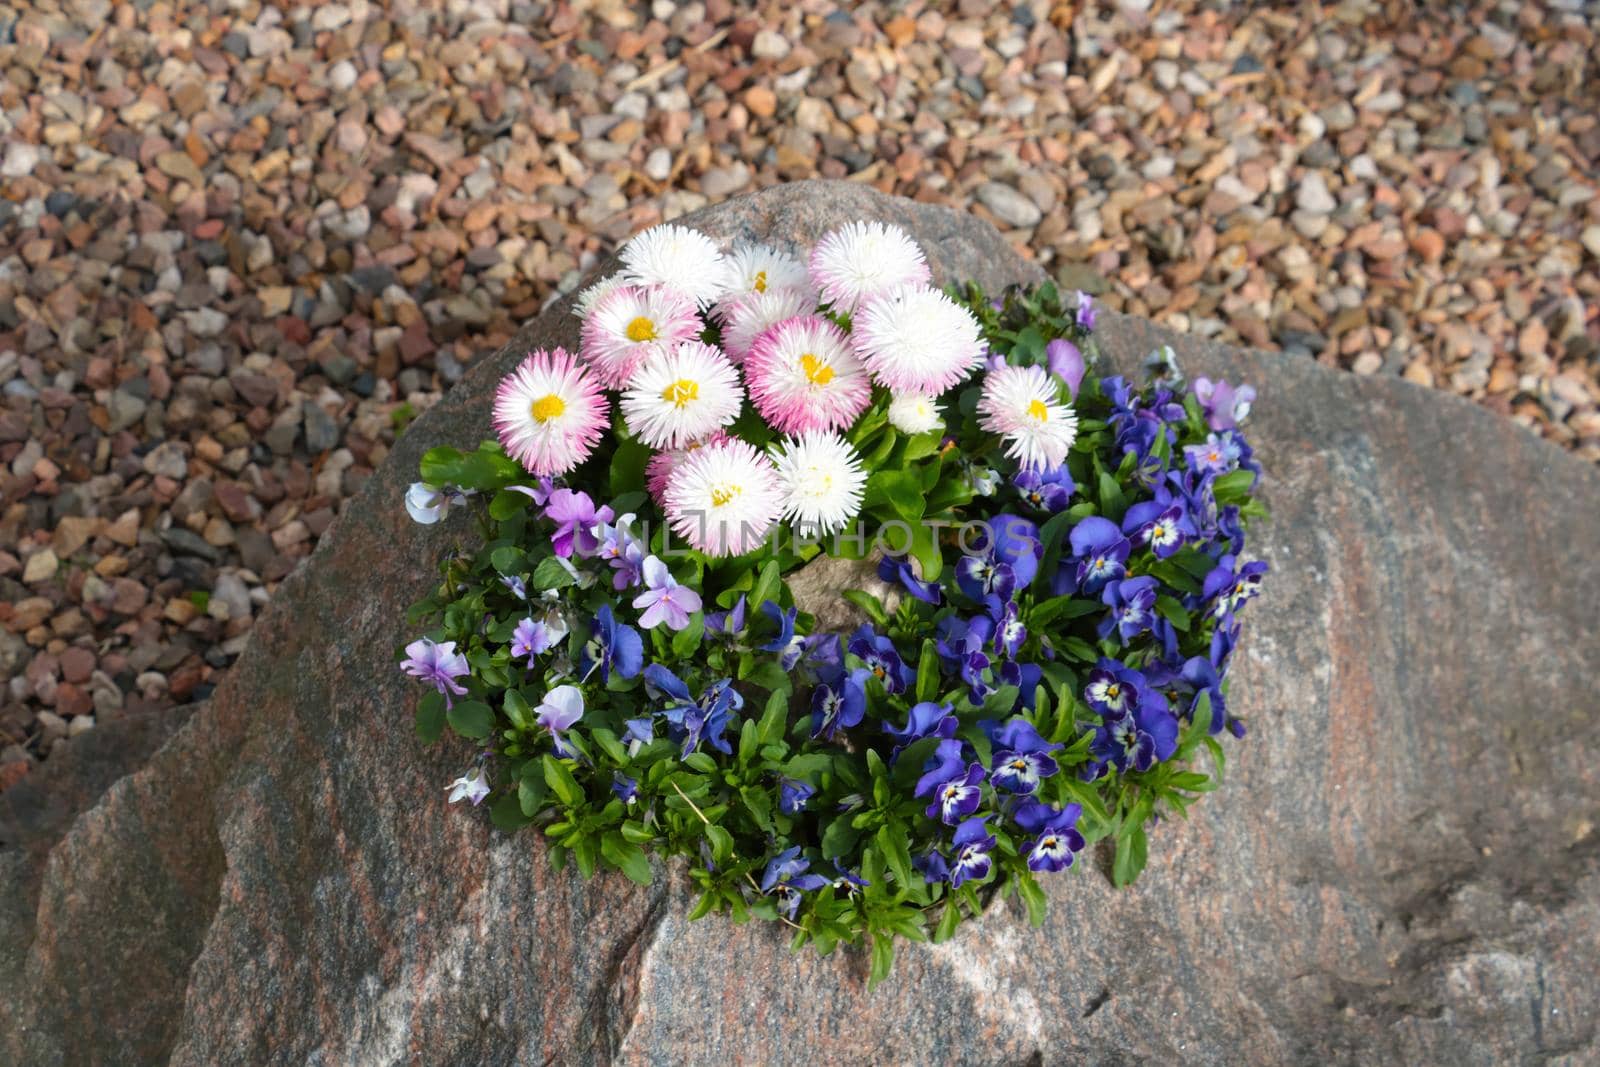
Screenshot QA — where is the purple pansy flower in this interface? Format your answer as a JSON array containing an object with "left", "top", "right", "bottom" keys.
[
  {"left": 1013, "top": 465, "right": 1075, "bottom": 513},
  {"left": 913, "top": 738, "right": 969, "bottom": 799},
  {"left": 595, "top": 514, "right": 648, "bottom": 590},
  {"left": 1045, "top": 337, "right": 1086, "bottom": 397},
  {"left": 914, "top": 848, "right": 950, "bottom": 884},
  {"left": 1099, "top": 575, "right": 1158, "bottom": 645},
  {"left": 987, "top": 718, "right": 1062, "bottom": 794},
  {"left": 885, "top": 701, "right": 958, "bottom": 754},
  {"left": 633, "top": 555, "right": 702, "bottom": 631},
  {"left": 877, "top": 555, "right": 943, "bottom": 605},
  {"left": 760, "top": 847, "right": 829, "bottom": 921},
  {"left": 1085, "top": 659, "right": 1146, "bottom": 718},
  {"left": 579, "top": 604, "right": 643, "bottom": 682},
  {"left": 705, "top": 595, "right": 748, "bottom": 639},
  {"left": 1203, "top": 555, "right": 1269, "bottom": 620},
  {"left": 949, "top": 815, "right": 996, "bottom": 888},
  {"left": 811, "top": 664, "right": 868, "bottom": 740},
  {"left": 779, "top": 777, "right": 816, "bottom": 816},
  {"left": 1075, "top": 290, "right": 1096, "bottom": 331},
  {"left": 996, "top": 600, "right": 1027, "bottom": 659},
  {"left": 1184, "top": 432, "right": 1243, "bottom": 477},
  {"left": 500, "top": 574, "right": 528, "bottom": 600},
  {"left": 1089, "top": 689, "right": 1179, "bottom": 774},
  {"left": 1066, "top": 516, "right": 1130, "bottom": 595},
  {"left": 1192, "top": 377, "right": 1256, "bottom": 432},
  {"left": 925, "top": 762, "right": 986, "bottom": 825},
  {"left": 544, "top": 488, "right": 613, "bottom": 558},
  {"left": 848, "top": 625, "right": 910, "bottom": 694},
  {"left": 1122, "top": 497, "right": 1195, "bottom": 559},
  {"left": 1014, "top": 800, "right": 1086, "bottom": 872},
  {"left": 642, "top": 664, "right": 741, "bottom": 756},
  {"left": 401, "top": 637, "right": 470, "bottom": 708},
  {"left": 611, "top": 772, "right": 639, "bottom": 804}
]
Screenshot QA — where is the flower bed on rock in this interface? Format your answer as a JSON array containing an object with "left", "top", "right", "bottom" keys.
[{"left": 399, "top": 222, "right": 1267, "bottom": 982}]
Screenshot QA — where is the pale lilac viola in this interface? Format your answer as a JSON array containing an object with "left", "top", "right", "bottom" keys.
[
  {"left": 401, "top": 637, "right": 470, "bottom": 708},
  {"left": 1192, "top": 377, "right": 1256, "bottom": 431},
  {"left": 535, "top": 684, "right": 585, "bottom": 732},
  {"left": 446, "top": 766, "right": 491, "bottom": 806},
  {"left": 1075, "top": 290, "right": 1096, "bottom": 331},
  {"left": 511, "top": 616, "right": 562, "bottom": 660},
  {"left": 1045, "top": 337, "right": 1086, "bottom": 397},
  {"left": 632, "top": 555, "right": 702, "bottom": 631}
]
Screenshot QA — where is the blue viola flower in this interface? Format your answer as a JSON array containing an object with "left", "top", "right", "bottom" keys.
[
  {"left": 1121, "top": 499, "right": 1195, "bottom": 559},
  {"left": 949, "top": 815, "right": 997, "bottom": 888},
  {"left": 1184, "top": 432, "right": 1243, "bottom": 477},
  {"left": 960, "top": 646, "right": 994, "bottom": 705},
  {"left": 984, "top": 514, "right": 1043, "bottom": 591},
  {"left": 914, "top": 848, "right": 950, "bottom": 884},
  {"left": 829, "top": 866, "right": 870, "bottom": 895},
  {"left": 779, "top": 777, "right": 816, "bottom": 815},
  {"left": 500, "top": 574, "right": 528, "bottom": 600},
  {"left": 1210, "top": 617, "right": 1239, "bottom": 673},
  {"left": 1013, "top": 465, "right": 1075, "bottom": 513},
  {"left": 913, "top": 739, "right": 968, "bottom": 799},
  {"left": 579, "top": 604, "right": 643, "bottom": 683},
  {"left": 611, "top": 772, "right": 639, "bottom": 805},
  {"left": 996, "top": 601, "right": 1027, "bottom": 659},
  {"left": 885, "top": 701, "right": 958, "bottom": 755},
  {"left": 1084, "top": 659, "right": 1146, "bottom": 718},
  {"left": 758, "top": 601, "right": 804, "bottom": 668},
  {"left": 925, "top": 762, "right": 986, "bottom": 825},
  {"left": 848, "top": 625, "right": 910, "bottom": 694},
  {"left": 1090, "top": 689, "right": 1179, "bottom": 773},
  {"left": 811, "top": 664, "right": 868, "bottom": 740},
  {"left": 760, "top": 847, "right": 829, "bottom": 921},
  {"left": 1067, "top": 516, "right": 1130, "bottom": 595},
  {"left": 996, "top": 661, "right": 1043, "bottom": 711},
  {"left": 956, "top": 553, "right": 1016, "bottom": 604},
  {"left": 1203, "top": 555, "right": 1268, "bottom": 620},
  {"left": 1075, "top": 290, "right": 1096, "bottom": 332},
  {"left": 642, "top": 663, "right": 741, "bottom": 756},
  {"left": 1099, "top": 575, "right": 1159, "bottom": 645},
  {"left": 1178, "top": 655, "right": 1229, "bottom": 735},
  {"left": 705, "top": 594, "right": 748, "bottom": 639},
  {"left": 877, "top": 556, "right": 942, "bottom": 605},
  {"left": 987, "top": 718, "right": 1062, "bottom": 794},
  {"left": 1014, "top": 801, "right": 1086, "bottom": 873}
]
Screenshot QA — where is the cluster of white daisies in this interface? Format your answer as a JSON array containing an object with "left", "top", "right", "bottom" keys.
[{"left": 491, "top": 221, "right": 1078, "bottom": 557}]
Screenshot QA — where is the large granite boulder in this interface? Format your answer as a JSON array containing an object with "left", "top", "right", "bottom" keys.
[{"left": 3, "top": 182, "right": 1598, "bottom": 1065}]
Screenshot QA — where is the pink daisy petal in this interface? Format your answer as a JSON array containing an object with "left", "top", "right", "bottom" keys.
[
  {"left": 579, "top": 283, "right": 702, "bottom": 389},
  {"left": 492, "top": 348, "right": 610, "bottom": 477},
  {"left": 745, "top": 315, "right": 872, "bottom": 435}
]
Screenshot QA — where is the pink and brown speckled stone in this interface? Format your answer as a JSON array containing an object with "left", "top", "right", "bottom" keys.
[{"left": 3, "top": 183, "right": 1599, "bottom": 1065}]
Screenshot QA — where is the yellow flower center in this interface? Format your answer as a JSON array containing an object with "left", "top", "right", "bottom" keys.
[
  {"left": 1026, "top": 398, "right": 1049, "bottom": 422},
  {"left": 661, "top": 378, "right": 700, "bottom": 408},
  {"left": 753, "top": 269, "right": 768, "bottom": 293},
  {"left": 709, "top": 483, "right": 741, "bottom": 507},
  {"left": 626, "top": 316, "right": 658, "bottom": 343},
  {"left": 801, "top": 352, "right": 834, "bottom": 386},
  {"left": 1106, "top": 683, "right": 1120, "bottom": 701},
  {"left": 530, "top": 393, "right": 566, "bottom": 422}
]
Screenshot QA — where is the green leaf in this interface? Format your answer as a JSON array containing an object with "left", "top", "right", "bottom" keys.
[
  {"left": 602, "top": 832, "right": 653, "bottom": 886},
  {"left": 821, "top": 816, "right": 862, "bottom": 860},
  {"left": 488, "top": 489, "right": 530, "bottom": 521},
  {"left": 876, "top": 824, "right": 915, "bottom": 890},
  {"left": 749, "top": 560, "right": 781, "bottom": 610},
  {"left": 742, "top": 659, "right": 791, "bottom": 695},
  {"left": 901, "top": 431, "right": 943, "bottom": 461},
  {"left": 868, "top": 934, "right": 896, "bottom": 988},
  {"left": 670, "top": 611, "right": 706, "bottom": 659},
  {"left": 518, "top": 775, "right": 548, "bottom": 817},
  {"left": 841, "top": 589, "right": 888, "bottom": 627},
  {"left": 590, "top": 726, "right": 628, "bottom": 764},
  {"left": 503, "top": 689, "right": 533, "bottom": 731},
  {"left": 933, "top": 899, "right": 962, "bottom": 943},
  {"left": 531, "top": 555, "right": 574, "bottom": 592},
  {"left": 1154, "top": 595, "right": 1191, "bottom": 633},
  {"left": 683, "top": 752, "right": 718, "bottom": 774},
  {"left": 415, "top": 690, "right": 446, "bottom": 743},
  {"left": 1016, "top": 874, "right": 1049, "bottom": 927},
  {"left": 1028, "top": 595, "right": 1101, "bottom": 627},
  {"left": 609, "top": 438, "right": 652, "bottom": 496},
  {"left": 1112, "top": 823, "right": 1148, "bottom": 887},
  {"left": 447, "top": 699, "right": 494, "bottom": 740},
  {"left": 1211, "top": 469, "right": 1256, "bottom": 506},
  {"left": 1060, "top": 636, "right": 1099, "bottom": 663},
  {"left": 758, "top": 690, "right": 788, "bottom": 744},
  {"left": 491, "top": 545, "right": 524, "bottom": 575},
  {"left": 705, "top": 824, "right": 734, "bottom": 864},
  {"left": 1097, "top": 470, "right": 1127, "bottom": 523},
  {"left": 737, "top": 719, "right": 759, "bottom": 764},
  {"left": 1037, "top": 509, "right": 1076, "bottom": 581},
  {"left": 542, "top": 754, "right": 582, "bottom": 807},
  {"left": 915, "top": 639, "right": 940, "bottom": 703},
  {"left": 490, "top": 793, "right": 533, "bottom": 830},
  {"left": 864, "top": 470, "right": 925, "bottom": 521}
]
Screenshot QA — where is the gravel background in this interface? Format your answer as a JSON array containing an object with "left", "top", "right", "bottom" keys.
[{"left": 1, "top": 0, "right": 1596, "bottom": 779}]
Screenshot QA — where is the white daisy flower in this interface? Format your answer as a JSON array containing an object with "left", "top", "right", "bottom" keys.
[
  {"left": 886, "top": 393, "right": 943, "bottom": 435},
  {"left": 714, "top": 286, "right": 818, "bottom": 364},
  {"left": 720, "top": 242, "right": 816, "bottom": 305},
  {"left": 808, "top": 221, "right": 932, "bottom": 312},
  {"left": 664, "top": 438, "right": 785, "bottom": 557},
  {"left": 977, "top": 363, "right": 1079, "bottom": 471},
  {"left": 571, "top": 273, "right": 626, "bottom": 318},
  {"left": 579, "top": 283, "right": 702, "bottom": 389},
  {"left": 619, "top": 223, "right": 730, "bottom": 307},
  {"left": 492, "top": 348, "right": 611, "bottom": 476},
  {"left": 771, "top": 431, "right": 867, "bottom": 537},
  {"left": 852, "top": 284, "right": 984, "bottom": 395},
  {"left": 620, "top": 340, "right": 744, "bottom": 449}
]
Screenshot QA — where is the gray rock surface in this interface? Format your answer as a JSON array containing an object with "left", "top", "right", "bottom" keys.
[{"left": 2, "top": 182, "right": 1598, "bottom": 1065}]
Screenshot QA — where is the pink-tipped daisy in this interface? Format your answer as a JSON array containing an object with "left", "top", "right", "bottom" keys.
[
  {"left": 663, "top": 438, "right": 784, "bottom": 557},
  {"left": 977, "top": 363, "right": 1079, "bottom": 471},
  {"left": 744, "top": 315, "right": 872, "bottom": 435},
  {"left": 714, "top": 286, "right": 818, "bottom": 364},
  {"left": 852, "top": 284, "right": 984, "bottom": 395},
  {"left": 579, "top": 283, "right": 702, "bottom": 389},
  {"left": 645, "top": 431, "right": 732, "bottom": 506},
  {"left": 620, "top": 340, "right": 744, "bottom": 449},
  {"left": 720, "top": 242, "right": 816, "bottom": 306},
  {"left": 807, "top": 221, "right": 932, "bottom": 312},
  {"left": 771, "top": 431, "right": 866, "bottom": 537},
  {"left": 619, "top": 223, "right": 730, "bottom": 307},
  {"left": 493, "top": 348, "right": 610, "bottom": 477}
]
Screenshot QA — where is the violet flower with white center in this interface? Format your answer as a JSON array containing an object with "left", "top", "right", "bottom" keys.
[
  {"left": 501, "top": 575, "right": 528, "bottom": 600},
  {"left": 949, "top": 815, "right": 996, "bottom": 888},
  {"left": 632, "top": 555, "right": 702, "bottom": 631},
  {"left": 446, "top": 765, "right": 491, "bottom": 806},
  {"left": 511, "top": 616, "right": 561, "bottom": 660},
  {"left": 400, "top": 637, "right": 470, "bottom": 708},
  {"left": 544, "top": 488, "right": 613, "bottom": 558}
]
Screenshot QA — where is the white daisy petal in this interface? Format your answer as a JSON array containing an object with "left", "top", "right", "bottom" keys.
[
  {"left": 808, "top": 221, "right": 931, "bottom": 312},
  {"left": 714, "top": 286, "right": 818, "bottom": 364},
  {"left": 886, "top": 393, "right": 943, "bottom": 435},
  {"left": 619, "top": 223, "right": 730, "bottom": 307},
  {"left": 720, "top": 242, "right": 816, "bottom": 306},
  {"left": 620, "top": 341, "right": 744, "bottom": 449},
  {"left": 771, "top": 431, "right": 867, "bottom": 537},
  {"left": 664, "top": 438, "right": 785, "bottom": 557},
  {"left": 852, "top": 284, "right": 985, "bottom": 395},
  {"left": 977, "top": 364, "right": 1079, "bottom": 471}
]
